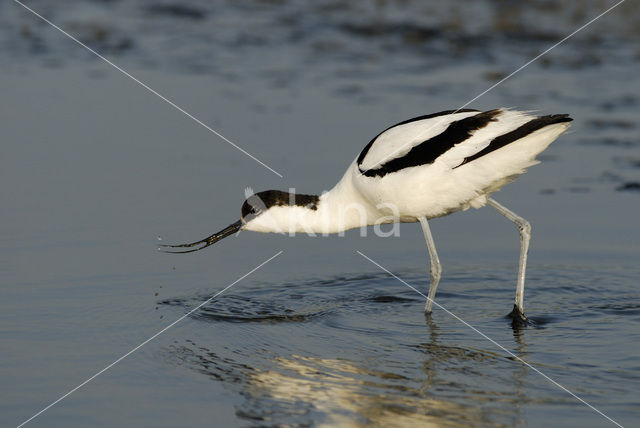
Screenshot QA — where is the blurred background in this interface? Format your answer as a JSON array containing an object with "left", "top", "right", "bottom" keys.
[{"left": 2, "top": 1, "right": 639, "bottom": 427}]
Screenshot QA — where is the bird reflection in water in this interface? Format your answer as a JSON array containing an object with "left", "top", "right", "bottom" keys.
[{"left": 167, "top": 318, "right": 533, "bottom": 427}]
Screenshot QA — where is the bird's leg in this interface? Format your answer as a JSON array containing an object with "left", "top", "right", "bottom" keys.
[
  {"left": 486, "top": 198, "right": 530, "bottom": 325},
  {"left": 419, "top": 217, "right": 442, "bottom": 314}
]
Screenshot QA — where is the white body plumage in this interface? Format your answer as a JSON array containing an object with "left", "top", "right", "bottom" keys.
[{"left": 245, "top": 109, "right": 571, "bottom": 235}]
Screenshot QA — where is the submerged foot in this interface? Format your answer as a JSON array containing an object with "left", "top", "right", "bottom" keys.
[{"left": 506, "top": 304, "right": 529, "bottom": 328}]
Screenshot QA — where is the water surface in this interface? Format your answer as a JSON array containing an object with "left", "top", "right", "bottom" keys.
[{"left": 2, "top": 1, "right": 639, "bottom": 427}]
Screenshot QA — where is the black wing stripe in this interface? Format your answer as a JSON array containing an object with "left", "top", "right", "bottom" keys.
[
  {"left": 360, "top": 109, "right": 501, "bottom": 178},
  {"left": 356, "top": 109, "right": 479, "bottom": 167},
  {"left": 454, "top": 114, "right": 573, "bottom": 168}
]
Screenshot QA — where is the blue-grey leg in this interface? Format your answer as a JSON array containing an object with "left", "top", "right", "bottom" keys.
[
  {"left": 486, "top": 198, "right": 530, "bottom": 321},
  {"left": 419, "top": 217, "right": 442, "bottom": 313}
]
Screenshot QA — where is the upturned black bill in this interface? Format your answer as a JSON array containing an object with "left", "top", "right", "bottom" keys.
[{"left": 160, "top": 220, "right": 242, "bottom": 254}]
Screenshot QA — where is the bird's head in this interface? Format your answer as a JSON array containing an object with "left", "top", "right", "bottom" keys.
[
  {"left": 240, "top": 188, "right": 270, "bottom": 224},
  {"left": 161, "top": 189, "right": 318, "bottom": 253}
]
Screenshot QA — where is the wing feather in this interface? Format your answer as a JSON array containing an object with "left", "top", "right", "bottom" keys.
[
  {"left": 357, "top": 110, "right": 479, "bottom": 172},
  {"left": 437, "top": 109, "right": 533, "bottom": 168},
  {"left": 358, "top": 109, "right": 572, "bottom": 177}
]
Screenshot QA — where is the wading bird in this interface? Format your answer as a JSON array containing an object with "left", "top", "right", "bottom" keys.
[{"left": 162, "top": 108, "right": 572, "bottom": 325}]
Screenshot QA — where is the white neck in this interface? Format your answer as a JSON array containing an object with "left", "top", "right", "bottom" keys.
[{"left": 244, "top": 165, "right": 380, "bottom": 235}]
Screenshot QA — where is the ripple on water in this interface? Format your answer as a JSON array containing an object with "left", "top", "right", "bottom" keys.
[
  {"left": 156, "top": 266, "right": 640, "bottom": 426},
  {"left": 160, "top": 294, "right": 327, "bottom": 324}
]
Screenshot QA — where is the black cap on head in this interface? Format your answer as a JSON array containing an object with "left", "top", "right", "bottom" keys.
[{"left": 241, "top": 190, "right": 320, "bottom": 222}]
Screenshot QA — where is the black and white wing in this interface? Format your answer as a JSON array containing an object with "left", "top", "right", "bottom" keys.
[{"left": 357, "top": 109, "right": 572, "bottom": 177}]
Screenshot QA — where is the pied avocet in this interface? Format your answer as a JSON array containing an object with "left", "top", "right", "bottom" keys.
[{"left": 162, "top": 108, "right": 572, "bottom": 325}]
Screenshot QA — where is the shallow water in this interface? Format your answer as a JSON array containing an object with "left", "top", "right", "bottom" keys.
[
  {"left": 160, "top": 264, "right": 640, "bottom": 427},
  {"left": 2, "top": 1, "right": 639, "bottom": 427}
]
